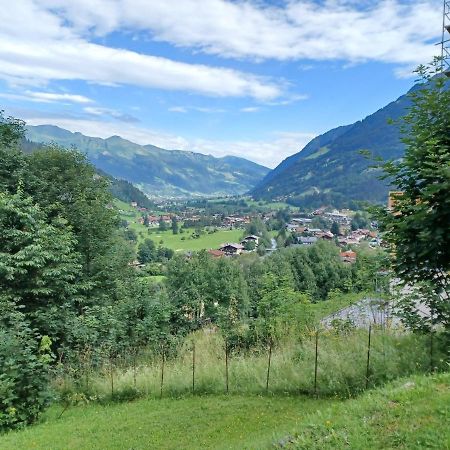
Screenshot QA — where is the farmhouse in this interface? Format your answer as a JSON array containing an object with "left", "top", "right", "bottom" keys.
[
  {"left": 340, "top": 250, "right": 357, "bottom": 263},
  {"left": 241, "top": 235, "right": 259, "bottom": 245},
  {"left": 207, "top": 249, "right": 225, "bottom": 258},
  {"left": 297, "top": 237, "right": 318, "bottom": 245},
  {"left": 291, "top": 217, "right": 313, "bottom": 224},
  {"left": 219, "top": 243, "right": 244, "bottom": 255},
  {"left": 325, "top": 210, "right": 351, "bottom": 225},
  {"left": 318, "top": 231, "right": 334, "bottom": 240}
]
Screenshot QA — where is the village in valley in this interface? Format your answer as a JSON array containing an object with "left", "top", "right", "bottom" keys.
[
  {"left": 120, "top": 197, "right": 381, "bottom": 265},
  {"left": 2, "top": 1, "right": 448, "bottom": 448}
]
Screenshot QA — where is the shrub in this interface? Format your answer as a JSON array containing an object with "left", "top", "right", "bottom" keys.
[{"left": 0, "top": 308, "right": 53, "bottom": 432}]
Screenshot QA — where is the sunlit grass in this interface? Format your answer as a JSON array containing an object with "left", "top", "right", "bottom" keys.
[{"left": 56, "top": 327, "right": 439, "bottom": 402}]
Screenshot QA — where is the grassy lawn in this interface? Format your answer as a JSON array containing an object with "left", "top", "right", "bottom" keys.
[
  {"left": 278, "top": 372, "right": 450, "bottom": 449},
  {"left": 147, "top": 228, "right": 243, "bottom": 252},
  {"left": 2, "top": 373, "right": 448, "bottom": 450},
  {"left": 114, "top": 199, "right": 244, "bottom": 252},
  {"left": 0, "top": 396, "right": 336, "bottom": 450}
]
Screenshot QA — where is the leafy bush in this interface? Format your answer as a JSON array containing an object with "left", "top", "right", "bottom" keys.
[{"left": 0, "top": 308, "right": 53, "bottom": 432}]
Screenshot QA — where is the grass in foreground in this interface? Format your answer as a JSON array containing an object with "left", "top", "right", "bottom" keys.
[
  {"left": 0, "top": 395, "right": 335, "bottom": 450},
  {"left": 2, "top": 373, "right": 448, "bottom": 450},
  {"left": 276, "top": 372, "right": 450, "bottom": 449}
]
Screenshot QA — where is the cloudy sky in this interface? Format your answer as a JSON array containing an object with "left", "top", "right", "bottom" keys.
[{"left": 0, "top": 0, "right": 442, "bottom": 167}]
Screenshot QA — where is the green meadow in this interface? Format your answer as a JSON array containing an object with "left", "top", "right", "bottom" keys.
[
  {"left": 2, "top": 373, "right": 448, "bottom": 450},
  {"left": 115, "top": 199, "right": 245, "bottom": 251},
  {"left": 147, "top": 228, "right": 244, "bottom": 252}
]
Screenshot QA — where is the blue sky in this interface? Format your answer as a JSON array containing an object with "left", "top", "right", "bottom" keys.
[{"left": 0, "top": 0, "right": 442, "bottom": 167}]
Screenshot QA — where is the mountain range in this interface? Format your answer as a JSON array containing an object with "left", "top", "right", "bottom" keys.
[
  {"left": 25, "top": 81, "right": 426, "bottom": 207},
  {"left": 251, "top": 84, "right": 418, "bottom": 207},
  {"left": 25, "top": 125, "right": 269, "bottom": 198}
]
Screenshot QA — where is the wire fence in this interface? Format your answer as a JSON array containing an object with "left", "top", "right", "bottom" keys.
[{"left": 55, "top": 324, "right": 447, "bottom": 409}]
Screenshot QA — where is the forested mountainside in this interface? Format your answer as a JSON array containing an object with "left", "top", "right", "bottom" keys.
[
  {"left": 21, "top": 137, "right": 153, "bottom": 208},
  {"left": 251, "top": 84, "right": 419, "bottom": 207},
  {"left": 26, "top": 126, "right": 269, "bottom": 198}
]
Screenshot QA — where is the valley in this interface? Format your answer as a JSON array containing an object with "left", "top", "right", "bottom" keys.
[{"left": 1, "top": 3, "right": 449, "bottom": 448}]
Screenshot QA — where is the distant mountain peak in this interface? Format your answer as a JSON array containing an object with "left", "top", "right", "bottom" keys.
[
  {"left": 251, "top": 87, "right": 413, "bottom": 208},
  {"left": 25, "top": 125, "right": 269, "bottom": 198}
]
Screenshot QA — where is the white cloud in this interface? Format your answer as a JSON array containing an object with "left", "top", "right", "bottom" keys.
[
  {"left": 168, "top": 106, "right": 226, "bottom": 113},
  {"left": 23, "top": 113, "right": 315, "bottom": 167},
  {"left": 266, "top": 94, "right": 309, "bottom": 106},
  {"left": 0, "top": 1, "right": 282, "bottom": 100},
  {"left": 0, "top": 90, "right": 93, "bottom": 104},
  {"left": 35, "top": 0, "right": 440, "bottom": 67},
  {"left": 168, "top": 106, "right": 188, "bottom": 113},
  {"left": 240, "top": 107, "right": 261, "bottom": 112},
  {"left": 83, "top": 106, "right": 139, "bottom": 122},
  {"left": 26, "top": 91, "right": 93, "bottom": 103}
]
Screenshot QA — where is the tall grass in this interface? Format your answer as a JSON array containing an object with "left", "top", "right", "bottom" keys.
[{"left": 55, "top": 327, "right": 445, "bottom": 403}]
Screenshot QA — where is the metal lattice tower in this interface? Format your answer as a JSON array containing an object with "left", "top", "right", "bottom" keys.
[{"left": 441, "top": 0, "right": 450, "bottom": 76}]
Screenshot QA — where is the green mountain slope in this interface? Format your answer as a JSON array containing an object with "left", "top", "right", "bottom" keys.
[
  {"left": 251, "top": 86, "right": 416, "bottom": 207},
  {"left": 25, "top": 126, "right": 269, "bottom": 198},
  {"left": 20, "top": 137, "right": 154, "bottom": 208}
]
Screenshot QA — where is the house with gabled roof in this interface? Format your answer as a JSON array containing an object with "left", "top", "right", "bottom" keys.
[{"left": 219, "top": 243, "right": 244, "bottom": 255}]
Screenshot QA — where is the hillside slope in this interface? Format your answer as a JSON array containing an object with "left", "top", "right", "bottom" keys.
[
  {"left": 26, "top": 126, "right": 269, "bottom": 198},
  {"left": 20, "top": 138, "right": 154, "bottom": 208},
  {"left": 277, "top": 372, "right": 450, "bottom": 449},
  {"left": 251, "top": 86, "right": 416, "bottom": 207}
]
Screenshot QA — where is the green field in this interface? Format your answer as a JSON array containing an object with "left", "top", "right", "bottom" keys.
[
  {"left": 115, "top": 199, "right": 244, "bottom": 252},
  {"left": 278, "top": 372, "right": 450, "bottom": 449},
  {"left": 0, "top": 396, "right": 336, "bottom": 450},
  {"left": 147, "top": 228, "right": 243, "bottom": 252},
  {"left": 2, "top": 373, "right": 448, "bottom": 450}
]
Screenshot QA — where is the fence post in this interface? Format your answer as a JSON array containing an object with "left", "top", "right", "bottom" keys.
[
  {"left": 365, "top": 324, "right": 372, "bottom": 389},
  {"left": 266, "top": 338, "right": 273, "bottom": 393},
  {"left": 133, "top": 347, "right": 138, "bottom": 389},
  {"left": 314, "top": 330, "right": 319, "bottom": 397},
  {"left": 160, "top": 344, "right": 165, "bottom": 399},
  {"left": 192, "top": 341, "right": 196, "bottom": 394},
  {"left": 110, "top": 354, "right": 115, "bottom": 398},
  {"left": 225, "top": 339, "right": 229, "bottom": 394},
  {"left": 429, "top": 309, "right": 434, "bottom": 373}
]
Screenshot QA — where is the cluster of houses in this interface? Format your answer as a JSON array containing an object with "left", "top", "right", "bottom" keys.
[
  {"left": 337, "top": 229, "right": 379, "bottom": 247},
  {"left": 127, "top": 201, "right": 378, "bottom": 265},
  {"left": 223, "top": 216, "right": 252, "bottom": 227},
  {"left": 284, "top": 208, "right": 380, "bottom": 250},
  {"left": 138, "top": 214, "right": 174, "bottom": 227},
  {"left": 130, "top": 201, "right": 254, "bottom": 229}
]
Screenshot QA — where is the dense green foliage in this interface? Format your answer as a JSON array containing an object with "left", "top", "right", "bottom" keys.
[
  {"left": 376, "top": 64, "right": 450, "bottom": 331},
  {"left": 0, "top": 113, "right": 169, "bottom": 429},
  {"left": 25, "top": 125, "right": 269, "bottom": 198},
  {"left": 2, "top": 107, "right": 447, "bottom": 439},
  {"left": 137, "top": 238, "right": 174, "bottom": 264},
  {"left": 163, "top": 241, "right": 386, "bottom": 342},
  {"left": 0, "top": 305, "right": 53, "bottom": 432}
]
